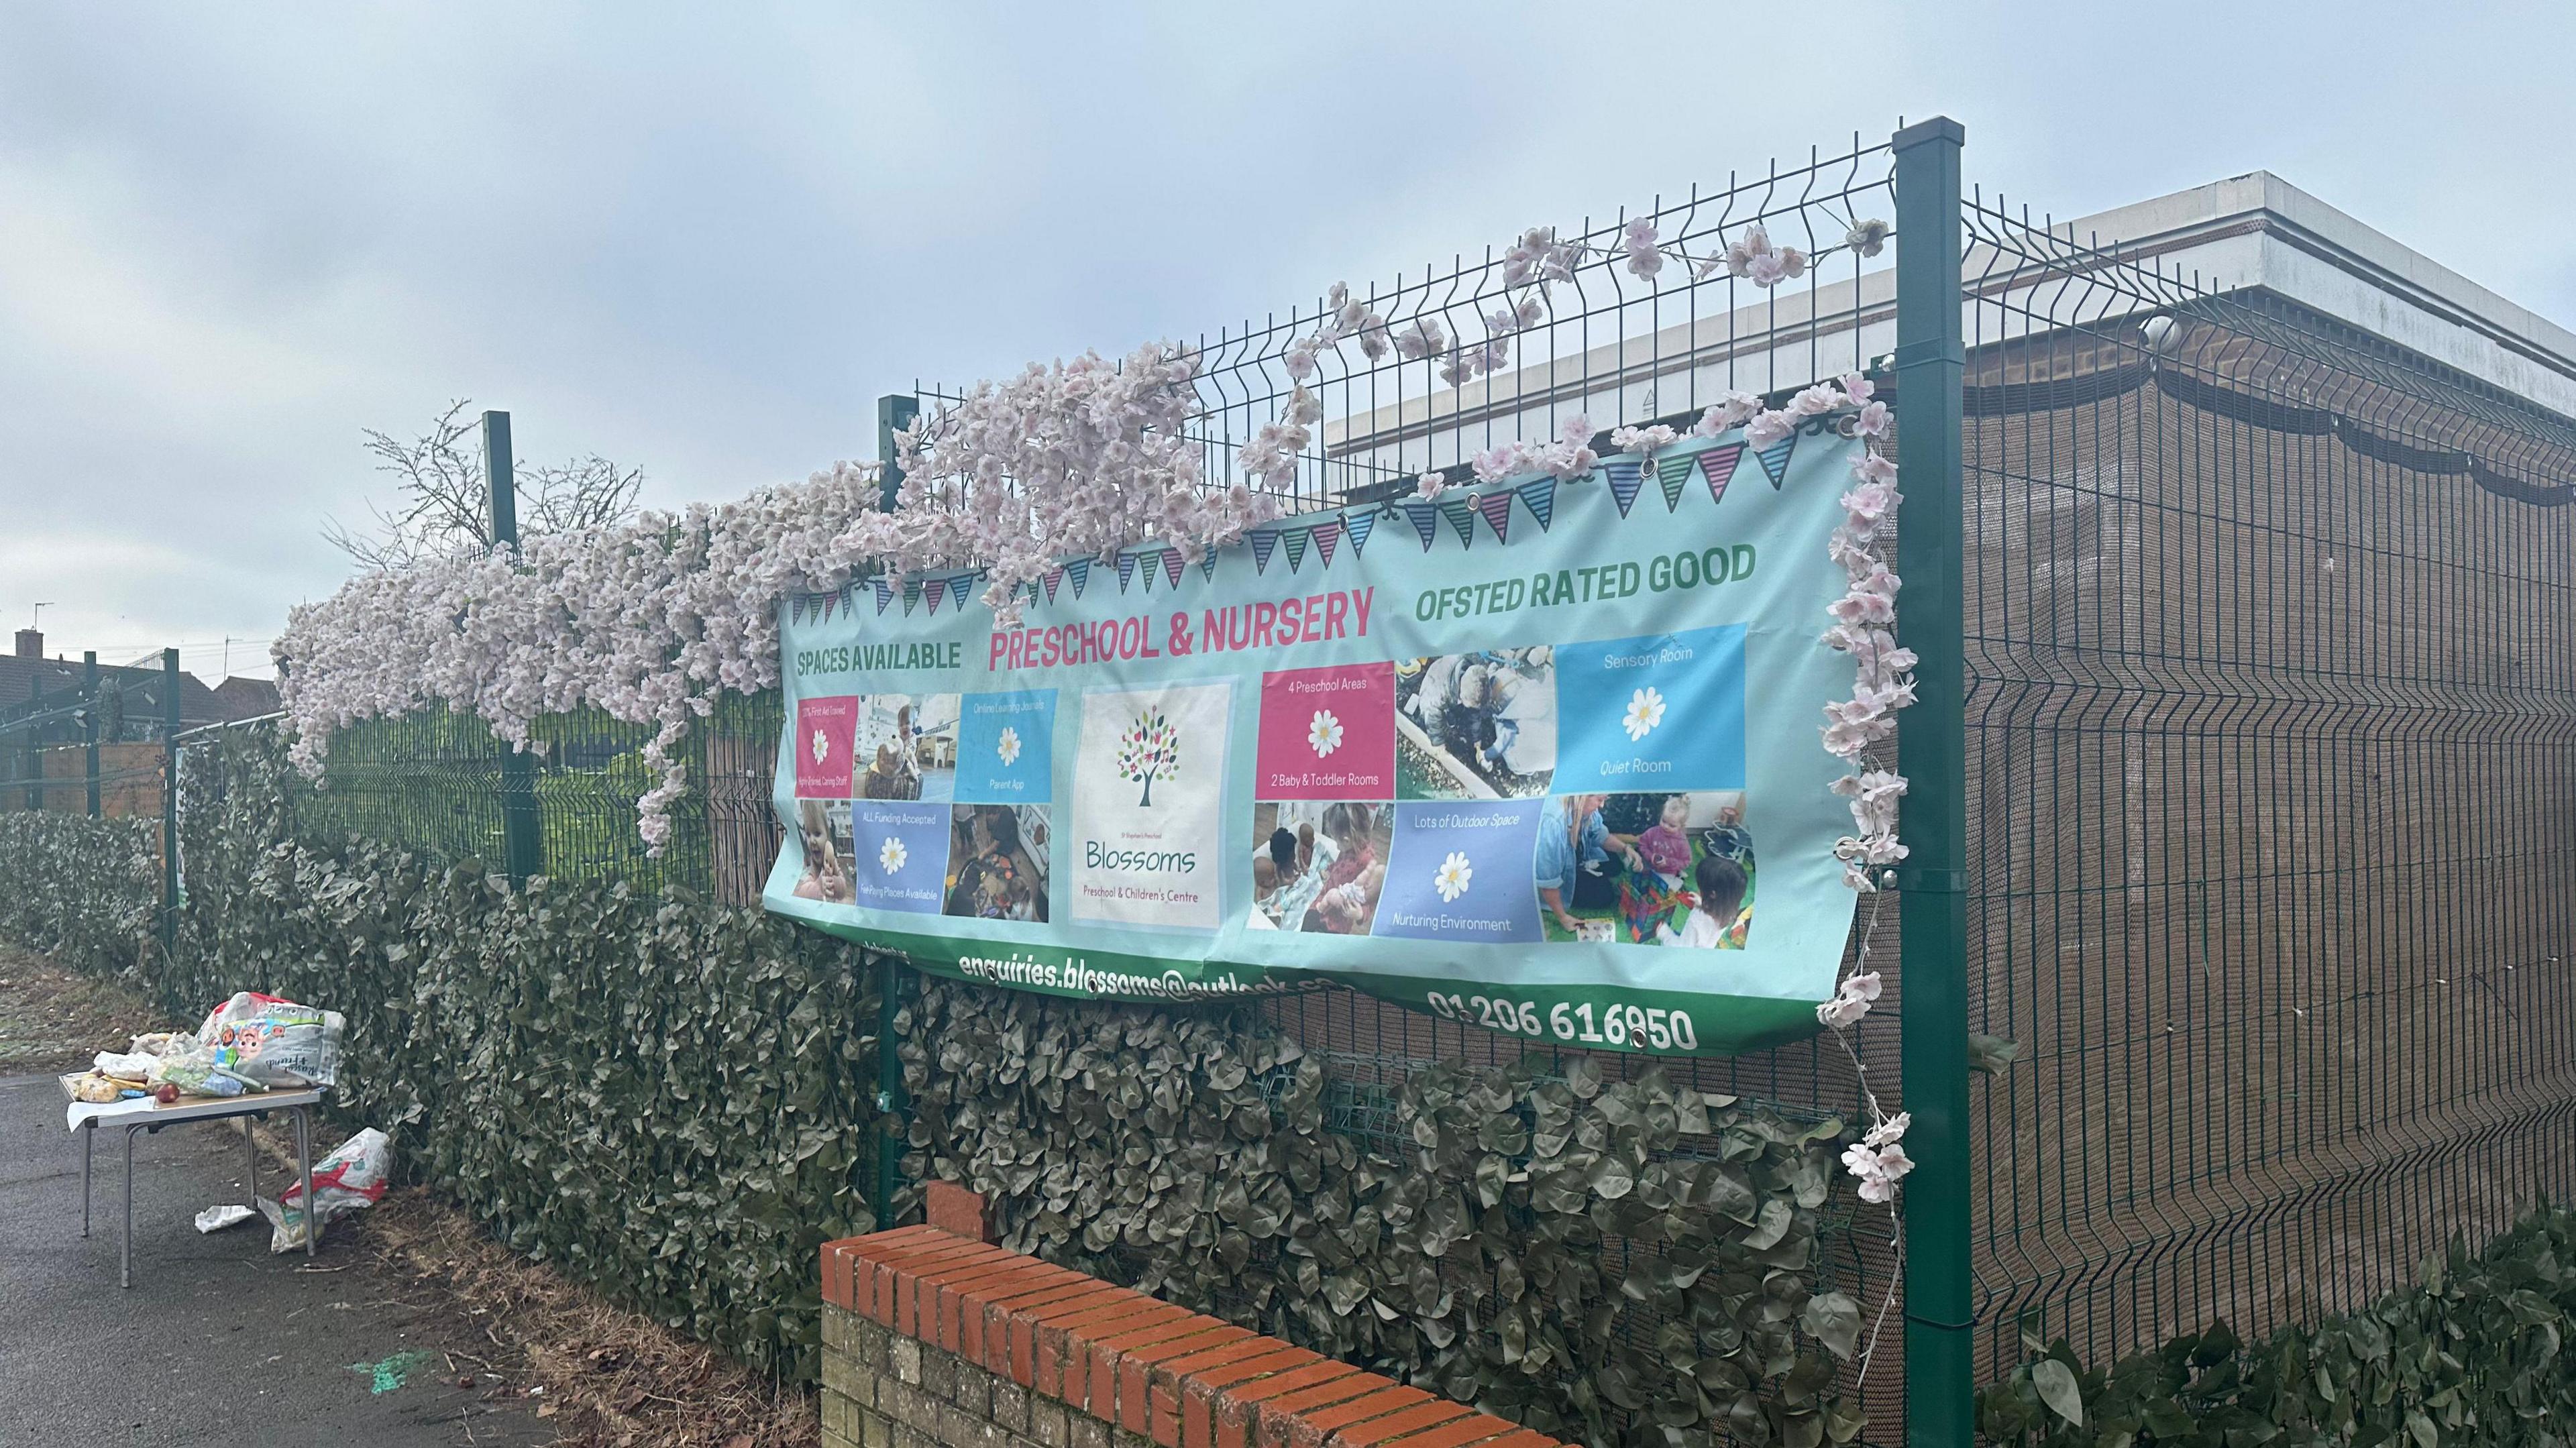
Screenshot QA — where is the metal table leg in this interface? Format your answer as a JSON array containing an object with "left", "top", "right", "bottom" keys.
[
  {"left": 297, "top": 1107, "right": 315, "bottom": 1257},
  {"left": 79, "top": 1121, "right": 92, "bottom": 1239},
  {"left": 121, "top": 1125, "right": 138, "bottom": 1290},
  {"left": 241, "top": 1113, "right": 258, "bottom": 1207}
]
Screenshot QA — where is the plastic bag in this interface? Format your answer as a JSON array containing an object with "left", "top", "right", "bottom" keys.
[
  {"left": 93, "top": 1050, "right": 159, "bottom": 1082},
  {"left": 198, "top": 991, "right": 345, "bottom": 1087},
  {"left": 259, "top": 1127, "right": 390, "bottom": 1251}
]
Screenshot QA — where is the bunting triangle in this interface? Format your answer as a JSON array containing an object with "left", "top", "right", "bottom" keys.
[
  {"left": 924, "top": 577, "right": 947, "bottom": 613},
  {"left": 1250, "top": 529, "right": 1280, "bottom": 573},
  {"left": 1116, "top": 553, "right": 1140, "bottom": 592},
  {"left": 1603, "top": 459, "right": 1645, "bottom": 516},
  {"left": 1440, "top": 496, "right": 1477, "bottom": 548},
  {"left": 1516, "top": 478, "right": 1558, "bottom": 531},
  {"left": 1344, "top": 509, "right": 1377, "bottom": 556},
  {"left": 953, "top": 573, "right": 980, "bottom": 612},
  {"left": 1656, "top": 456, "right": 1694, "bottom": 512},
  {"left": 1282, "top": 528, "right": 1309, "bottom": 572},
  {"left": 1162, "top": 549, "right": 1187, "bottom": 589},
  {"left": 1042, "top": 567, "right": 1064, "bottom": 604},
  {"left": 790, "top": 596, "right": 805, "bottom": 626},
  {"left": 1698, "top": 443, "right": 1746, "bottom": 506},
  {"left": 1199, "top": 550, "right": 1219, "bottom": 580},
  {"left": 1068, "top": 558, "right": 1092, "bottom": 598},
  {"left": 902, "top": 579, "right": 922, "bottom": 616},
  {"left": 1313, "top": 518, "right": 1342, "bottom": 568},
  {"left": 1754, "top": 433, "right": 1797, "bottom": 488},
  {"left": 1402, "top": 502, "right": 1440, "bottom": 551},
  {"left": 1476, "top": 491, "right": 1514, "bottom": 545},
  {"left": 873, "top": 579, "right": 896, "bottom": 615}
]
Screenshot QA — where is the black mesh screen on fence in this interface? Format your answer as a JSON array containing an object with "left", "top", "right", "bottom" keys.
[{"left": 1957, "top": 201, "right": 2576, "bottom": 1377}]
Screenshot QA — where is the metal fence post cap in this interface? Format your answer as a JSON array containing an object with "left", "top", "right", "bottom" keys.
[{"left": 1893, "top": 116, "right": 1966, "bottom": 150}]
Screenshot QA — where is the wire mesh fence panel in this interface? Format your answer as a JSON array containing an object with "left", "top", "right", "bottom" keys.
[
  {"left": 286, "top": 696, "right": 788, "bottom": 905},
  {"left": 1957, "top": 198, "right": 2576, "bottom": 1378}
]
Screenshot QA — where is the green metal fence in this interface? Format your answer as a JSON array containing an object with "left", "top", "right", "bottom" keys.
[
  {"left": 1, "top": 645, "right": 191, "bottom": 951},
  {"left": 289, "top": 691, "right": 786, "bottom": 900},
  {"left": 1951, "top": 184, "right": 2576, "bottom": 1391},
  {"left": 120, "top": 116, "right": 2576, "bottom": 1447}
]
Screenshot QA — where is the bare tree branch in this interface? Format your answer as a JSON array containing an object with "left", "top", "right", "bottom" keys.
[{"left": 323, "top": 400, "right": 643, "bottom": 569}]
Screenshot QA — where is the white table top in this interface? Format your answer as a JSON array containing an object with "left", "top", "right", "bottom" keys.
[{"left": 60, "top": 1074, "right": 324, "bottom": 1132}]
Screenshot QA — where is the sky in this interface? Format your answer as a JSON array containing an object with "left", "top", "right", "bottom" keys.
[{"left": 3, "top": 1, "right": 2570, "bottom": 683}]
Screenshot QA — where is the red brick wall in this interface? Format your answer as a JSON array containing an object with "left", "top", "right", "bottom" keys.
[{"left": 818, "top": 1228, "right": 1559, "bottom": 1448}]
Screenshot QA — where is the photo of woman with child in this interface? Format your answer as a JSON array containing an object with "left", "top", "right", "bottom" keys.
[
  {"left": 943, "top": 805, "right": 1050, "bottom": 922},
  {"left": 1535, "top": 790, "right": 1754, "bottom": 948},
  {"left": 1245, "top": 801, "right": 1389, "bottom": 934}
]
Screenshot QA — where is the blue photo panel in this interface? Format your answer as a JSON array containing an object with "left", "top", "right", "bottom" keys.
[
  {"left": 1373, "top": 799, "right": 1544, "bottom": 944},
  {"left": 847, "top": 801, "right": 953, "bottom": 914},
  {"left": 954, "top": 689, "right": 1057, "bottom": 804},
  {"left": 1551, "top": 624, "right": 1746, "bottom": 793}
]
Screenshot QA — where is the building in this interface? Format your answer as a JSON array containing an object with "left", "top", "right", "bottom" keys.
[{"left": 1, "top": 626, "right": 281, "bottom": 816}]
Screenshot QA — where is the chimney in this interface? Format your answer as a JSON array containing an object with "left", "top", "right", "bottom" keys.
[{"left": 12, "top": 628, "right": 38, "bottom": 660}]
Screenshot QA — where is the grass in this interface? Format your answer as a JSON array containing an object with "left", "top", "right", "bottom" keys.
[{"left": 0, "top": 946, "right": 169, "bottom": 1074}]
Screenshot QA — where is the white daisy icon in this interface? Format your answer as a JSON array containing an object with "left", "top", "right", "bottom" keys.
[
  {"left": 1621, "top": 685, "right": 1667, "bottom": 742},
  {"left": 997, "top": 726, "right": 1022, "bottom": 767},
  {"left": 1307, "top": 709, "right": 1346, "bottom": 759},
  {"left": 1433, "top": 850, "right": 1472, "bottom": 903},
  {"left": 810, "top": 728, "right": 830, "bottom": 765},
  {"left": 878, "top": 836, "right": 908, "bottom": 874}
]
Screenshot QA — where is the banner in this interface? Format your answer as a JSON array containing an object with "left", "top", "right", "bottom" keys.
[{"left": 764, "top": 425, "right": 1862, "bottom": 1055}]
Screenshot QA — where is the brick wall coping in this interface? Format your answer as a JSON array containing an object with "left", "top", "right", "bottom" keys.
[{"left": 821, "top": 1227, "right": 1563, "bottom": 1448}]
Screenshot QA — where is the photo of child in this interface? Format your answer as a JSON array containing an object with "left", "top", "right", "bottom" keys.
[
  {"left": 854, "top": 693, "right": 961, "bottom": 801},
  {"left": 1246, "top": 801, "right": 1391, "bottom": 934},
  {"left": 1536, "top": 789, "right": 1754, "bottom": 946},
  {"left": 791, "top": 798, "right": 855, "bottom": 905},
  {"left": 1393, "top": 647, "right": 1555, "bottom": 799},
  {"left": 943, "top": 804, "right": 1051, "bottom": 922}
]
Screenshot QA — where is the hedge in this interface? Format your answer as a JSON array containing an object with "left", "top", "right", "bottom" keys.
[
  {"left": 0, "top": 810, "right": 162, "bottom": 975},
  {"left": 1981, "top": 1204, "right": 2576, "bottom": 1448},
  {"left": 3, "top": 720, "right": 1880, "bottom": 1445}
]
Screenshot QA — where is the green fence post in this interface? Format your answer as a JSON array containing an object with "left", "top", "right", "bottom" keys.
[
  {"left": 873, "top": 392, "right": 920, "bottom": 1227},
  {"left": 1893, "top": 115, "right": 1974, "bottom": 1448},
  {"left": 23, "top": 669, "right": 42, "bottom": 811},
  {"left": 162, "top": 648, "right": 181, "bottom": 956},
  {"left": 83, "top": 650, "right": 100, "bottom": 818},
  {"left": 484, "top": 409, "right": 544, "bottom": 887}
]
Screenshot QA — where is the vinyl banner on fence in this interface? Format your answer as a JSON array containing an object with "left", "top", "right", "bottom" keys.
[{"left": 764, "top": 425, "right": 1863, "bottom": 1055}]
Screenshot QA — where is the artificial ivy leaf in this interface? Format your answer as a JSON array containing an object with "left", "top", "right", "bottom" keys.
[
  {"left": 1968, "top": 1033, "right": 2020, "bottom": 1075},
  {"left": 2031, "top": 1359, "right": 2085, "bottom": 1427},
  {"left": 1801, "top": 1292, "right": 1862, "bottom": 1359},
  {"left": 1563, "top": 1056, "right": 1603, "bottom": 1100},
  {"left": 1587, "top": 1155, "right": 1636, "bottom": 1201}
]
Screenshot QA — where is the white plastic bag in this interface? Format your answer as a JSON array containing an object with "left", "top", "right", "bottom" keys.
[
  {"left": 199, "top": 991, "right": 345, "bottom": 1087},
  {"left": 258, "top": 1127, "right": 390, "bottom": 1251}
]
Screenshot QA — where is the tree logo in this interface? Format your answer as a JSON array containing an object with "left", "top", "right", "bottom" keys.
[{"left": 1116, "top": 709, "right": 1179, "bottom": 807}]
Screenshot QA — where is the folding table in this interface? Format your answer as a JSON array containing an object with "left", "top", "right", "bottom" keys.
[{"left": 61, "top": 1077, "right": 321, "bottom": 1287}]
